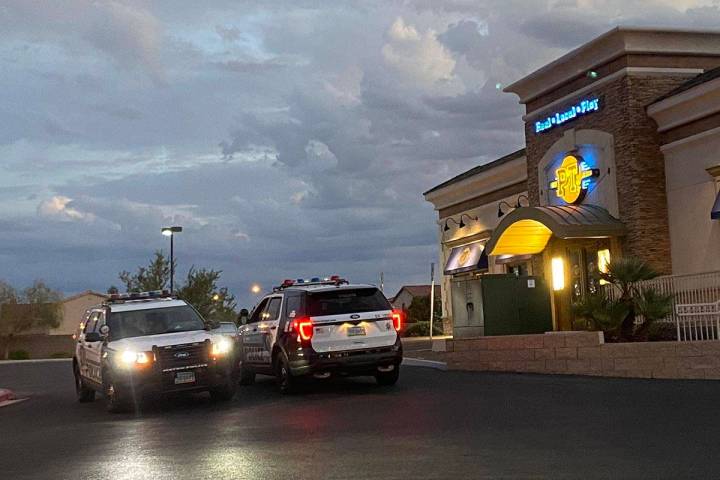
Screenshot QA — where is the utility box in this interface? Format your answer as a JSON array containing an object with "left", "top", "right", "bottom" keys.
[{"left": 450, "top": 274, "right": 552, "bottom": 338}]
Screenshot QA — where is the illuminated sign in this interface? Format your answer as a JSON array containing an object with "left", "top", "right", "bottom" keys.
[
  {"left": 549, "top": 154, "right": 599, "bottom": 204},
  {"left": 534, "top": 98, "right": 600, "bottom": 134}
]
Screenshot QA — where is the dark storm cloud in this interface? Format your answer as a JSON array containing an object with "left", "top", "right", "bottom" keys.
[{"left": 0, "top": 0, "right": 716, "bottom": 304}]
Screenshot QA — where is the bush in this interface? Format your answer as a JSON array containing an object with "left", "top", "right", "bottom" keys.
[
  {"left": 51, "top": 352, "right": 72, "bottom": 359},
  {"left": 647, "top": 322, "right": 677, "bottom": 342},
  {"left": 8, "top": 350, "right": 29, "bottom": 360},
  {"left": 402, "top": 321, "right": 444, "bottom": 337}
]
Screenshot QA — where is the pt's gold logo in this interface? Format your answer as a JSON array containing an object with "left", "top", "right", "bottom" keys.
[
  {"left": 458, "top": 247, "right": 472, "bottom": 265},
  {"left": 549, "top": 154, "right": 599, "bottom": 204}
]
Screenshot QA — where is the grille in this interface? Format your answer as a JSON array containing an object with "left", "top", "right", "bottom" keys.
[{"left": 156, "top": 342, "right": 208, "bottom": 372}]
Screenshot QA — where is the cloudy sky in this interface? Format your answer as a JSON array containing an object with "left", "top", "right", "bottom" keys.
[{"left": 2, "top": 0, "right": 719, "bottom": 307}]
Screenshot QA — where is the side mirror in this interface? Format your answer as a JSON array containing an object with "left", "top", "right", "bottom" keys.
[
  {"left": 99, "top": 325, "right": 110, "bottom": 336},
  {"left": 84, "top": 332, "right": 102, "bottom": 343},
  {"left": 238, "top": 309, "right": 249, "bottom": 325}
]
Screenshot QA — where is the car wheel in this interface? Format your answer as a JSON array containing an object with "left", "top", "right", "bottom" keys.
[
  {"left": 275, "top": 354, "right": 297, "bottom": 394},
  {"left": 375, "top": 365, "right": 400, "bottom": 386},
  {"left": 103, "top": 374, "right": 130, "bottom": 413},
  {"left": 238, "top": 363, "right": 256, "bottom": 386},
  {"left": 74, "top": 364, "right": 96, "bottom": 403},
  {"left": 209, "top": 378, "right": 237, "bottom": 401}
]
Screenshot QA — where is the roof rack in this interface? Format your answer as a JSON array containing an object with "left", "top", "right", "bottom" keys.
[
  {"left": 273, "top": 275, "right": 348, "bottom": 291},
  {"left": 105, "top": 290, "right": 175, "bottom": 304}
]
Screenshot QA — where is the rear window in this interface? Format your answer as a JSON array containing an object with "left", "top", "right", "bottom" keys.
[{"left": 306, "top": 288, "right": 391, "bottom": 317}]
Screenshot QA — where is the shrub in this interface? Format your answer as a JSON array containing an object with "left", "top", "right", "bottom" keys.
[
  {"left": 8, "top": 350, "right": 29, "bottom": 360},
  {"left": 402, "top": 321, "right": 444, "bottom": 337},
  {"left": 51, "top": 352, "right": 72, "bottom": 359},
  {"left": 647, "top": 322, "right": 677, "bottom": 342}
]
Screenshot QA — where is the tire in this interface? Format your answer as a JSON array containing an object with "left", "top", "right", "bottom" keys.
[
  {"left": 103, "top": 373, "right": 131, "bottom": 413},
  {"left": 209, "top": 378, "right": 237, "bottom": 402},
  {"left": 74, "top": 364, "right": 96, "bottom": 403},
  {"left": 375, "top": 365, "right": 400, "bottom": 386},
  {"left": 238, "top": 363, "right": 256, "bottom": 386},
  {"left": 275, "top": 353, "right": 297, "bottom": 395}
]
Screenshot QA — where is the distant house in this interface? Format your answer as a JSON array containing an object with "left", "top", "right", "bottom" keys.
[
  {"left": 390, "top": 285, "right": 441, "bottom": 313},
  {"left": 53, "top": 291, "right": 108, "bottom": 336}
]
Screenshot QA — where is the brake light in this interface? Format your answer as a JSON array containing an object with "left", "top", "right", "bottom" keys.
[
  {"left": 292, "top": 317, "right": 314, "bottom": 341},
  {"left": 391, "top": 310, "right": 403, "bottom": 331}
]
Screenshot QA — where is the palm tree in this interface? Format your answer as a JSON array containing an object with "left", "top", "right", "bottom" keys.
[{"left": 573, "top": 257, "right": 673, "bottom": 341}]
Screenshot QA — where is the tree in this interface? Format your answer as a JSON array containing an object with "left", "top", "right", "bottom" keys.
[
  {"left": 177, "top": 268, "right": 237, "bottom": 324},
  {"left": 572, "top": 257, "right": 673, "bottom": 342},
  {"left": 0, "top": 280, "right": 63, "bottom": 359},
  {"left": 113, "top": 253, "right": 237, "bottom": 325},
  {"left": 407, "top": 295, "right": 441, "bottom": 324},
  {"left": 119, "top": 250, "right": 173, "bottom": 293}
]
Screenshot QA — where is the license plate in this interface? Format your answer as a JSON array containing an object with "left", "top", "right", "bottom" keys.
[
  {"left": 174, "top": 371, "right": 196, "bottom": 384},
  {"left": 347, "top": 326, "right": 366, "bottom": 337}
]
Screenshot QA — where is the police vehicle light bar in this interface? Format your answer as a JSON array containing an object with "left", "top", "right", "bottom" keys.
[
  {"left": 274, "top": 275, "right": 347, "bottom": 290},
  {"left": 107, "top": 290, "right": 174, "bottom": 303}
]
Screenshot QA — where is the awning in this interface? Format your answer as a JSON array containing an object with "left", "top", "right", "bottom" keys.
[
  {"left": 485, "top": 205, "right": 626, "bottom": 256},
  {"left": 444, "top": 241, "right": 488, "bottom": 275},
  {"left": 712, "top": 191, "right": 720, "bottom": 220}
]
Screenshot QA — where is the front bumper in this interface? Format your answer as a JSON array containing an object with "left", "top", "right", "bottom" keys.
[
  {"left": 288, "top": 339, "right": 403, "bottom": 377},
  {"left": 110, "top": 357, "right": 235, "bottom": 396}
]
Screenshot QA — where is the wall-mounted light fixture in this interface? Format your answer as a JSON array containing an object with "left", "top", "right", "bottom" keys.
[
  {"left": 515, "top": 194, "right": 529, "bottom": 208},
  {"left": 443, "top": 213, "right": 478, "bottom": 231},
  {"left": 551, "top": 257, "right": 565, "bottom": 291},
  {"left": 497, "top": 201, "right": 515, "bottom": 218}
]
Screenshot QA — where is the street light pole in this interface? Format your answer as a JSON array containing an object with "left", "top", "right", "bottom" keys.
[{"left": 161, "top": 226, "right": 183, "bottom": 294}]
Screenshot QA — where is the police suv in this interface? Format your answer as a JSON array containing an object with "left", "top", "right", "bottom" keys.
[
  {"left": 73, "top": 291, "right": 237, "bottom": 412},
  {"left": 237, "top": 276, "right": 403, "bottom": 393}
]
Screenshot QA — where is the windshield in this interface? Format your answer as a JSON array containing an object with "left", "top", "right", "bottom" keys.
[
  {"left": 306, "top": 288, "right": 391, "bottom": 317},
  {"left": 108, "top": 305, "right": 205, "bottom": 341}
]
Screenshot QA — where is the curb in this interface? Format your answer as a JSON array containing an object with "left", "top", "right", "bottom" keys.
[
  {"left": 0, "top": 358, "right": 72, "bottom": 365},
  {"left": 402, "top": 357, "right": 448, "bottom": 371}
]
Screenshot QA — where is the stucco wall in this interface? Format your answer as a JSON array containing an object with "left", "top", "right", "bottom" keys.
[
  {"left": 54, "top": 294, "right": 105, "bottom": 336},
  {"left": 662, "top": 134, "right": 720, "bottom": 275},
  {"left": 435, "top": 331, "right": 720, "bottom": 380}
]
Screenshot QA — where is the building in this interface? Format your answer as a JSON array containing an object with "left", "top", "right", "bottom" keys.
[
  {"left": 391, "top": 285, "right": 441, "bottom": 312},
  {"left": 53, "top": 291, "right": 108, "bottom": 336},
  {"left": 425, "top": 27, "right": 720, "bottom": 336}
]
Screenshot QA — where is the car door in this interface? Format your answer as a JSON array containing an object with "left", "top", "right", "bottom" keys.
[
  {"left": 239, "top": 298, "right": 268, "bottom": 368},
  {"left": 256, "top": 295, "right": 283, "bottom": 368},
  {"left": 79, "top": 311, "right": 102, "bottom": 383}
]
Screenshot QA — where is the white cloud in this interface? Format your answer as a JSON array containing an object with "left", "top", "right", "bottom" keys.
[
  {"left": 381, "top": 17, "right": 456, "bottom": 87},
  {"left": 37, "top": 196, "right": 94, "bottom": 222}
]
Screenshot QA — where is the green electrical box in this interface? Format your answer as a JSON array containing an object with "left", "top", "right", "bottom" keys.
[{"left": 481, "top": 274, "right": 553, "bottom": 336}]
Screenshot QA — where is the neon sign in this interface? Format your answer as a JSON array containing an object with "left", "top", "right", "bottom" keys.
[
  {"left": 549, "top": 154, "right": 599, "bottom": 204},
  {"left": 534, "top": 98, "right": 600, "bottom": 134}
]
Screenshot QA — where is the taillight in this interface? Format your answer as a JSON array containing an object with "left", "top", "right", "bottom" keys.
[
  {"left": 391, "top": 310, "right": 403, "bottom": 332},
  {"left": 292, "top": 317, "right": 314, "bottom": 341}
]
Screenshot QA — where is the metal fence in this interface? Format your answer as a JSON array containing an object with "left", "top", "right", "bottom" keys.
[
  {"left": 675, "top": 301, "right": 720, "bottom": 341},
  {"left": 606, "top": 270, "right": 720, "bottom": 341}
]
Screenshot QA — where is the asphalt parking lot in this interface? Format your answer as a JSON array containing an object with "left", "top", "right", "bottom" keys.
[{"left": 2, "top": 361, "right": 720, "bottom": 479}]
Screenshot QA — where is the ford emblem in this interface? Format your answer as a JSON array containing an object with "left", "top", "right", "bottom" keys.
[
  {"left": 174, "top": 351, "right": 190, "bottom": 359},
  {"left": 350, "top": 314, "right": 360, "bottom": 319}
]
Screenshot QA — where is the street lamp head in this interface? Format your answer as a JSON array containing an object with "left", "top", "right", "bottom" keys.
[
  {"left": 161, "top": 226, "right": 183, "bottom": 236},
  {"left": 251, "top": 284, "right": 261, "bottom": 294}
]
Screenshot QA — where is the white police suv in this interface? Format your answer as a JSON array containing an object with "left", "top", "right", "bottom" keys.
[
  {"left": 73, "top": 291, "right": 237, "bottom": 412},
  {"left": 237, "top": 276, "right": 403, "bottom": 393}
]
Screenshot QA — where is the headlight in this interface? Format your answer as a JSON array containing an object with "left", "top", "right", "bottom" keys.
[
  {"left": 212, "top": 337, "right": 232, "bottom": 356},
  {"left": 119, "top": 350, "right": 152, "bottom": 366}
]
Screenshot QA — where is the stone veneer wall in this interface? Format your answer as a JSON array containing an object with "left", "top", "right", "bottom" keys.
[
  {"left": 524, "top": 74, "right": 697, "bottom": 275},
  {"left": 434, "top": 331, "right": 720, "bottom": 380}
]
